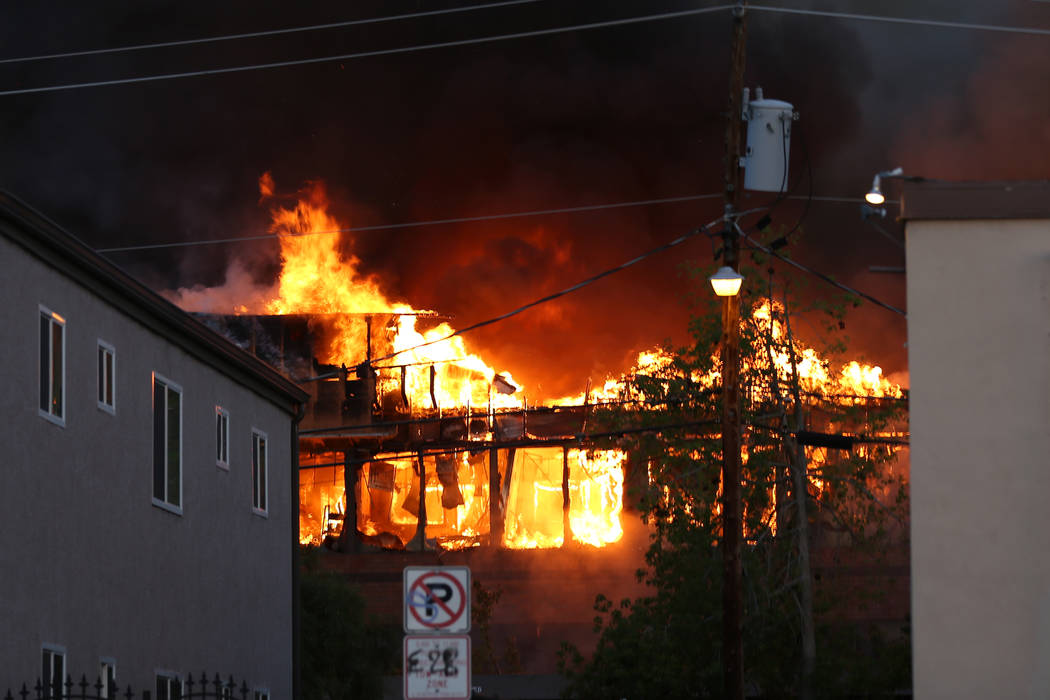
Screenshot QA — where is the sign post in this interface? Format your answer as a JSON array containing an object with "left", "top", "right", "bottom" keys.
[{"left": 403, "top": 566, "right": 471, "bottom": 700}]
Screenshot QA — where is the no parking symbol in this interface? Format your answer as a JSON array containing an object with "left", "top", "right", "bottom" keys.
[{"left": 403, "top": 566, "right": 471, "bottom": 633}]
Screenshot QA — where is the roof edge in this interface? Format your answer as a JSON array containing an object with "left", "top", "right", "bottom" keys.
[
  {"left": 901, "top": 180, "right": 1050, "bottom": 221},
  {"left": 0, "top": 190, "right": 308, "bottom": 412}
]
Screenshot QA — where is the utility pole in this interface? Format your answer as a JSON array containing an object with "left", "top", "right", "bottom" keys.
[
  {"left": 720, "top": 3, "right": 748, "bottom": 700},
  {"left": 784, "top": 302, "right": 816, "bottom": 700}
]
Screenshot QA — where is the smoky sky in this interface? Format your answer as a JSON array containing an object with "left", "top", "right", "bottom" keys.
[{"left": 2, "top": 1, "right": 1048, "bottom": 396}]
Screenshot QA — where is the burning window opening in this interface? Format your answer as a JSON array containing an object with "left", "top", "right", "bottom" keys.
[{"left": 298, "top": 445, "right": 626, "bottom": 551}]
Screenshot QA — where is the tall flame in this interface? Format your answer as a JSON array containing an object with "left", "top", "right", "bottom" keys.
[{"left": 250, "top": 176, "right": 624, "bottom": 549}]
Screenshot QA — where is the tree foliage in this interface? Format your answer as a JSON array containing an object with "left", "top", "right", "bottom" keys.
[
  {"left": 559, "top": 262, "right": 910, "bottom": 699},
  {"left": 299, "top": 546, "right": 398, "bottom": 700}
]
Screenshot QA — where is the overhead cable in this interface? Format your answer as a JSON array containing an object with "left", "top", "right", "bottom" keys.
[
  {"left": 749, "top": 5, "right": 1050, "bottom": 37},
  {"left": 4, "top": 4, "right": 1047, "bottom": 96},
  {"left": 0, "top": 6, "right": 736, "bottom": 97},
  {"left": 742, "top": 230, "right": 906, "bottom": 317},
  {"left": 95, "top": 193, "right": 888, "bottom": 254},
  {"left": 95, "top": 193, "right": 724, "bottom": 253},
  {"left": 0, "top": 0, "right": 543, "bottom": 66},
  {"left": 370, "top": 215, "right": 726, "bottom": 364}
]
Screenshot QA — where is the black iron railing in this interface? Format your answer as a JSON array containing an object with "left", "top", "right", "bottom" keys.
[{"left": 4, "top": 673, "right": 253, "bottom": 700}]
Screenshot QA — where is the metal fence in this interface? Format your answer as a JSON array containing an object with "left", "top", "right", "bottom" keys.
[{"left": 3, "top": 673, "right": 254, "bottom": 700}]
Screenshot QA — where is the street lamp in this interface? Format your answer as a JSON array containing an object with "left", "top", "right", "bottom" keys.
[
  {"left": 709, "top": 266, "right": 744, "bottom": 297},
  {"left": 865, "top": 167, "right": 904, "bottom": 206}
]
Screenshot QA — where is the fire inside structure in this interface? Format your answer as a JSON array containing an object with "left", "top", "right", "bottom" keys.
[
  {"left": 195, "top": 310, "right": 629, "bottom": 552},
  {"left": 180, "top": 177, "right": 907, "bottom": 557}
]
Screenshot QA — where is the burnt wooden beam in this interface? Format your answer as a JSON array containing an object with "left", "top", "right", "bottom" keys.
[
  {"left": 488, "top": 447, "right": 504, "bottom": 547},
  {"left": 561, "top": 445, "right": 572, "bottom": 548},
  {"left": 337, "top": 450, "right": 365, "bottom": 553},
  {"left": 406, "top": 450, "right": 428, "bottom": 552}
]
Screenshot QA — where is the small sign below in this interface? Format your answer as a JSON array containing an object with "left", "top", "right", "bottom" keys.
[
  {"left": 404, "top": 635, "right": 471, "bottom": 700},
  {"left": 404, "top": 566, "right": 471, "bottom": 633}
]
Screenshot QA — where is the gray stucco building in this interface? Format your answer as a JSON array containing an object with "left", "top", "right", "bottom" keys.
[{"left": 0, "top": 192, "right": 308, "bottom": 699}]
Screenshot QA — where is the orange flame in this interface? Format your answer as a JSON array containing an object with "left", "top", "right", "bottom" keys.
[{"left": 252, "top": 177, "right": 624, "bottom": 550}]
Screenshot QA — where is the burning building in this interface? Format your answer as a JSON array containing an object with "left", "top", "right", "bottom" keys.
[
  {"left": 171, "top": 176, "right": 638, "bottom": 556},
  {"left": 194, "top": 309, "right": 630, "bottom": 553}
]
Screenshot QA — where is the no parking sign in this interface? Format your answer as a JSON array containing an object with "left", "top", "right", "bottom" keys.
[{"left": 403, "top": 566, "right": 471, "bottom": 633}]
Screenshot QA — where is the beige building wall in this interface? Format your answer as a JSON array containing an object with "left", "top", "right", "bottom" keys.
[{"left": 905, "top": 186, "right": 1050, "bottom": 699}]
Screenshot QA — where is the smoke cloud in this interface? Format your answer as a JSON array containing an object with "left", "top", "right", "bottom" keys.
[{"left": 1, "top": 2, "right": 1046, "bottom": 395}]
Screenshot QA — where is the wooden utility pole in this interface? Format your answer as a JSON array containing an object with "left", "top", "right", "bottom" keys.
[
  {"left": 784, "top": 301, "right": 816, "bottom": 700},
  {"left": 720, "top": 3, "right": 748, "bottom": 700},
  {"left": 339, "top": 450, "right": 364, "bottom": 553}
]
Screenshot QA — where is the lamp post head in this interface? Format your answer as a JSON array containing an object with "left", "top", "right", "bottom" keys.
[{"left": 709, "top": 266, "right": 744, "bottom": 297}]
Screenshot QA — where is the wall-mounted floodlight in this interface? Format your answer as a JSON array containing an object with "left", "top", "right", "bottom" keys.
[
  {"left": 709, "top": 266, "right": 744, "bottom": 297},
  {"left": 865, "top": 167, "right": 904, "bottom": 206}
]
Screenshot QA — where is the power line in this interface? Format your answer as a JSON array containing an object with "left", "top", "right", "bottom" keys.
[
  {"left": 3, "top": 3, "right": 1046, "bottom": 97},
  {"left": 741, "top": 230, "right": 906, "bottom": 317},
  {"left": 370, "top": 215, "right": 726, "bottom": 364},
  {"left": 95, "top": 193, "right": 886, "bottom": 254},
  {"left": 749, "top": 5, "right": 1050, "bottom": 37},
  {"left": 0, "top": 0, "right": 543, "bottom": 66},
  {"left": 0, "top": 5, "right": 736, "bottom": 97},
  {"left": 95, "top": 193, "right": 725, "bottom": 253}
]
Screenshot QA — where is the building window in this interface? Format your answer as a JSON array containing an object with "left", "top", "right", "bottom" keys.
[
  {"left": 252, "top": 430, "right": 268, "bottom": 515},
  {"left": 253, "top": 690, "right": 270, "bottom": 700},
  {"left": 99, "top": 659, "right": 116, "bottom": 698},
  {"left": 216, "top": 407, "right": 230, "bottom": 469},
  {"left": 155, "top": 672, "right": 182, "bottom": 700},
  {"left": 41, "top": 645, "right": 66, "bottom": 700},
  {"left": 39, "top": 307, "right": 65, "bottom": 424},
  {"left": 97, "top": 341, "right": 116, "bottom": 414},
  {"left": 153, "top": 374, "right": 182, "bottom": 512}
]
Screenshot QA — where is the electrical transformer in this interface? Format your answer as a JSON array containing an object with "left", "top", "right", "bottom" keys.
[{"left": 743, "top": 88, "right": 796, "bottom": 193}]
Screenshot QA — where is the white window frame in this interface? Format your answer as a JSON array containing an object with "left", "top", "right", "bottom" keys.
[
  {"left": 38, "top": 306, "right": 66, "bottom": 426},
  {"left": 99, "top": 657, "right": 116, "bottom": 698},
  {"left": 252, "top": 429, "right": 268, "bottom": 517},
  {"left": 154, "top": 670, "right": 182, "bottom": 700},
  {"left": 253, "top": 689, "right": 270, "bottom": 700},
  {"left": 97, "top": 340, "right": 116, "bottom": 414},
  {"left": 216, "top": 406, "right": 230, "bottom": 470},
  {"left": 152, "top": 373, "right": 183, "bottom": 515},
  {"left": 41, "top": 643, "right": 66, "bottom": 700}
]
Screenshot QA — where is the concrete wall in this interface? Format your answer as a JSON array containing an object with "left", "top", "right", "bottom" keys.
[
  {"left": 907, "top": 218, "right": 1050, "bottom": 699},
  {"left": 0, "top": 234, "right": 294, "bottom": 697}
]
